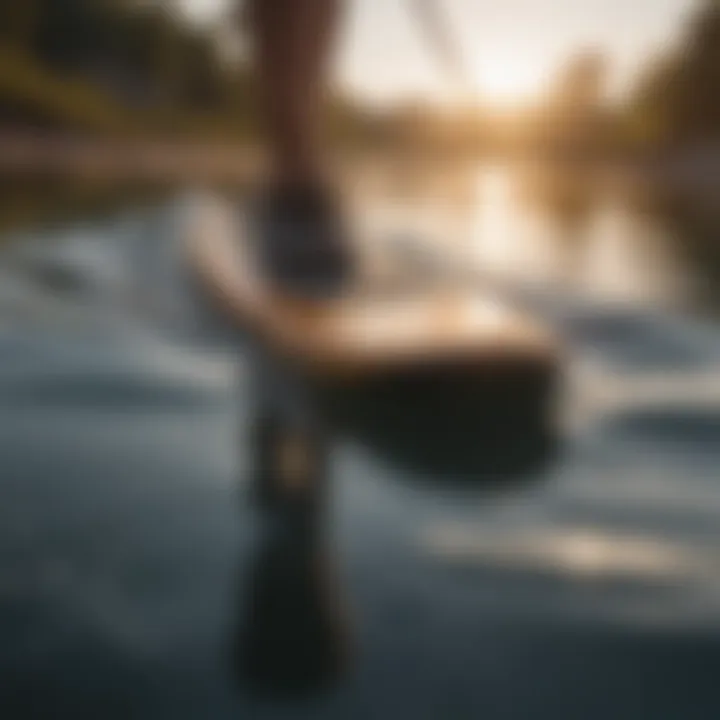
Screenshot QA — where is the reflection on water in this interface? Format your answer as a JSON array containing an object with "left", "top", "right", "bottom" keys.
[
  {"left": 464, "top": 166, "right": 696, "bottom": 312},
  {"left": 238, "top": 518, "right": 351, "bottom": 700},
  {"left": 0, "top": 176, "right": 170, "bottom": 238},
  {"left": 236, "top": 416, "right": 351, "bottom": 699},
  {"left": 355, "top": 162, "right": 720, "bottom": 321},
  {"left": 3, "top": 163, "right": 720, "bottom": 319},
  {"left": 2, "top": 164, "right": 720, "bottom": 716}
]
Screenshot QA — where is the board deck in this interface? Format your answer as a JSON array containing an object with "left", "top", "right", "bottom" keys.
[
  {"left": 186, "top": 194, "right": 559, "bottom": 383},
  {"left": 187, "top": 193, "right": 562, "bottom": 481}
]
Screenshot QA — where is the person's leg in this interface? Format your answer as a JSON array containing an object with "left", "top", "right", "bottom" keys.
[
  {"left": 243, "top": 0, "right": 353, "bottom": 297},
  {"left": 248, "top": 0, "right": 340, "bottom": 187}
]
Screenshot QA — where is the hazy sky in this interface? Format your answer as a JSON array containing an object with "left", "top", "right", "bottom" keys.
[{"left": 182, "top": 0, "right": 697, "bottom": 105}]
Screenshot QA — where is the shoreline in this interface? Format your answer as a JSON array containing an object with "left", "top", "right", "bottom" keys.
[
  {"left": 0, "top": 132, "right": 259, "bottom": 185},
  {"left": 0, "top": 132, "right": 718, "bottom": 198}
]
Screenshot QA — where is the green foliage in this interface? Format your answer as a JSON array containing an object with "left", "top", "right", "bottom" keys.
[
  {"left": 0, "top": 47, "right": 140, "bottom": 134},
  {"left": 0, "top": 0, "right": 254, "bottom": 139}
]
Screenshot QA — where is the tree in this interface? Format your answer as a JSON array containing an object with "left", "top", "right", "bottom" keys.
[
  {"left": 672, "top": 0, "right": 720, "bottom": 143},
  {"left": 0, "top": 0, "right": 39, "bottom": 52},
  {"left": 548, "top": 51, "right": 607, "bottom": 113},
  {"left": 629, "top": 0, "right": 720, "bottom": 148},
  {"left": 535, "top": 50, "right": 611, "bottom": 158}
]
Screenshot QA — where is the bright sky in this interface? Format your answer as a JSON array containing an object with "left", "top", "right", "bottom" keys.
[{"left": 181, "top": 0, "right": 697, "bottom": 106}]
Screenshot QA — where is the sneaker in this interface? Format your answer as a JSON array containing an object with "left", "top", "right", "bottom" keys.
[{"left": 250, "top": 184, "right": 354, "bottom": 299}]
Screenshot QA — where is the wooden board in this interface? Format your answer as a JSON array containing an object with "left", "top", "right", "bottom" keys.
[
  {"left": 187, "top": 193, "right": 562, "bottom": 480},
  {"left": 186, "top": 194, "right": 560, "bottom": 384}
]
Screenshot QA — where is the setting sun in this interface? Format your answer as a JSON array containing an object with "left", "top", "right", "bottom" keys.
[{"left": 473, "top": 54, "right": 545, "bottom": 106}]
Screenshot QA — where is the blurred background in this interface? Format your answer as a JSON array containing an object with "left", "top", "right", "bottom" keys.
[
  {"left": 1, "top": 1, "right": 720, "bottom": 718},
  {"left": 0, "top": 0, "right": 718, "bottom": 169}
]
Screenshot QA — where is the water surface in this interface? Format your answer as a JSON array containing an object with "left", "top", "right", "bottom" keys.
[{"left": 1, "top": 166, "right": 720, "bottom": 718}]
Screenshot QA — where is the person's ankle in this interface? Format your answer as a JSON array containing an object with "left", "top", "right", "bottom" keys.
[
  {"left": 270, "top": 158, "right": 330, "bottom": 194},
  {"left": 264, "top": 170, "right": 339, "bottom": 210}
]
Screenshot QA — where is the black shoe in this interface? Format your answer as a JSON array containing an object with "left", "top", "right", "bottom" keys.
[{"left": 251, "top": 184, "right": 354, "bottom": 299}]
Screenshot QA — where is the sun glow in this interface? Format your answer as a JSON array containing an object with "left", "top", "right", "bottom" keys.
[{"left": 473, "top": 53, "right": 546, "bottom": 106}]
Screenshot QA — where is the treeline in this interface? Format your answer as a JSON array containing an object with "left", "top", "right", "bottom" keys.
[
  {"left": 629, "top": 0, "right": 720, "bottom": 150},
  {"left": 345, "top": 0, "right": 720, "bottom": 160},
  {"left": 0, "top": 0, "right": 255, "bottom": 137},
  {"left": 0, "top": 0, "right": 717, "bottom": 157}
]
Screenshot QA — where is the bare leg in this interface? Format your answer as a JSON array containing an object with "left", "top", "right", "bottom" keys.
[
  {"left": 247, "top": 0, "right": 340, "bottom": 186},
  {"left": 241, "top": 0, "right": 351, "bottom": 297}
]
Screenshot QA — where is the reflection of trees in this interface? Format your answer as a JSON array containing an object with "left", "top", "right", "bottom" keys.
[
  {"left": 514, "top": 165, "right": 599, "bottom": 286},
  {"left": 520, "top": 165, "right": 594, "bottom": 220},
  {"left": 646, "top": 193, "right": 720, "bottom": 313},
  {"left": 519, "top": 166, "right": 596, "bottom": 234},
  {"left": 0, "top": 177, "right": 165, "bottom": 235}
]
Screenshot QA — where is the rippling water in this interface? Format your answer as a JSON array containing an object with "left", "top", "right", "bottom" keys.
[{"left": 1, "top": 165, "right": 720, "bottom": 718}]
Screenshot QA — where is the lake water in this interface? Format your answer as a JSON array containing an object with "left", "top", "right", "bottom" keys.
[{"left": 1, "top": 164, "right": 720, "bottom": 718}]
